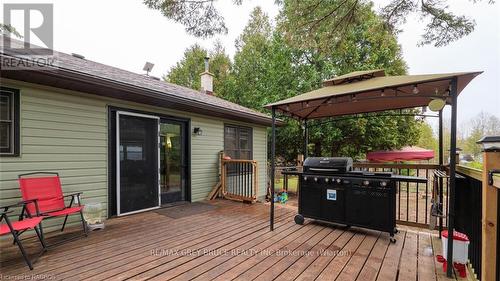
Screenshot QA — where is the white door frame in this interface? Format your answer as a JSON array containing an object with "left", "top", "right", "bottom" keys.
[{"left": 116, "top": 111, "right": 160, "bottom": 216}]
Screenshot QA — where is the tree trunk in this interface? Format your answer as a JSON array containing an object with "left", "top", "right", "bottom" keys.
[{"left": 314, "top": 142, "right": 322, "bottom": 156}]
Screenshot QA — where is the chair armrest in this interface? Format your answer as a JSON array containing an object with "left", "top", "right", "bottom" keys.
[
  {"left": 62, "top": 192, "right": 82, "bottom": 198},
  {"left": 19, "top": 199, "right": 39, "bottom": 205},
  {"left": 0, "top": 200, "right": 38, "bottom": 216},
  {"left": 18, "top": 199, "right": 41, "bottom": 217},
  {"left": 0, "top": 209, "right": 13, "bottom": 216},
  {"left": 0, "top": 199, "right": 37, "bottom": 209},
  {"left": 63, "top": 192, "right": 83, "bottom": 207}
]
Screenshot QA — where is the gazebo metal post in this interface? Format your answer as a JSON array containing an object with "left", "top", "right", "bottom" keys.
[
  {"left": 270, "top": 106, "right": 276, "bottom": 231},
  {"left": 438, "top": 109, "right": 444, "bottom": 237},
  {"left": 446, "top": 77, "right": 458, "bottom": 277},
  {"left": 303, "top": 119, "right": 308, "bottom": 158}
]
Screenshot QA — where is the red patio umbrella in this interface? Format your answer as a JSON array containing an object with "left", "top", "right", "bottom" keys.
[{"left": 366, "top": 146, "right": 434, "bottom": 162}]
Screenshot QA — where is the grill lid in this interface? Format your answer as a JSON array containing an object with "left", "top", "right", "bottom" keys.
[{"left": 303, "top": 157, "right": 353, "bottom": 173}]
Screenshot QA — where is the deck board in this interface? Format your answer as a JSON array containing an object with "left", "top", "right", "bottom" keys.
[
  {"left": 398, "top": 230, "right": 419, "bottom": 281},
  {"left": 356, "top": 232, "right": 389, "bottom": 281},
  {"left": 0, "top": 200, "right": 458, "bottom": 281}
]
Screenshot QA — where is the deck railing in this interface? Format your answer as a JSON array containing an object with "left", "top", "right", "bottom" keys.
[
  {"left": 276, "top": 163, "right": 440, "bottom": 227},
  {"left": 455, "top": 165, "right": 483, "bottom": 280},
  {"left": 352, "top": 163, "right": 440, "bottom": 227},
  {"left": 221, "top": 159, "right": 258, "bottom": 202}
]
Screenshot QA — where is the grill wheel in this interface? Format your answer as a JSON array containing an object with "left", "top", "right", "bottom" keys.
[{"left": 294, "top": 214, "right": 304, "bottom": 225}]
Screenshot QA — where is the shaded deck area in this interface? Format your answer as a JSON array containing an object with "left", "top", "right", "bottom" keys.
[{"left": 1, "top": 200, "right": 460, "bottom": 280}]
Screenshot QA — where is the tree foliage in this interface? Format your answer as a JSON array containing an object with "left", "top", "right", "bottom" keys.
[
  {"left": 144, "top": 0, "right": 493, "bottom": 47},
  {"left": 463, "top": 111, "right": 500, "bottom": 157},
  {"left": 416, "top": 121, "right": 438, "bottom": 152},
  {"left": 165, "top": 5, "right": 424, "bottom": 162},
  {"left": 143, "top": 0, "right": 243, "bottom": 38},
  {"left": 164, "top": 42, "right": 231, "bottom": 93},
  {"left": 220, "top": 6, "right": 421, "bottom": 161},
  {"left": 0, "top": 23, "right": 22, "bottom": 38}
]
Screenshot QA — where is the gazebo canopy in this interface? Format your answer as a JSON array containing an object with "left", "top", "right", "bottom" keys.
[
  {"left": 366, "top": 146, "right": 435, "bottom": 163},
  {"left": 267, "top": 69, "right": 482, "bottom": 278},
  {"left": 265, "top": 70, "right": 482, "bottom": 119}
]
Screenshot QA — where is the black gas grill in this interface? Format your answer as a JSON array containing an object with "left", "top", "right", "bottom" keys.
[{"left": 294, "top": 157, "right": 398, "bottom": 242}]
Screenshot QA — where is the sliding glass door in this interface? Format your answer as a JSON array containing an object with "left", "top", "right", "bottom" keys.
[{"left": 160, "top": 120, "right": 187, "bottom": 204}]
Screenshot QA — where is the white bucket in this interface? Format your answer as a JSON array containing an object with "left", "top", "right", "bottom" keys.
[{"left": 441, "top": 230, "right": 469, "bottom": 264}]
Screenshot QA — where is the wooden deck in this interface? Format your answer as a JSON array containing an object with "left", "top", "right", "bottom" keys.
[{"left": 0, "top": 200, "right": 461, "bottom": 280}]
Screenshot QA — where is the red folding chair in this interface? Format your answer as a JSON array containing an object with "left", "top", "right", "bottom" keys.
[
  {"left": 18, "top": 172, "right": 87, "bottom": 244},
  {"left": 1, "top": 200, "right": 47, "bottom": 270}
]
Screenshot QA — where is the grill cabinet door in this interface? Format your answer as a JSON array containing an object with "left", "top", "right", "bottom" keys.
[{"left": 299, "top": 177, "right": 322, "bottom": 218}]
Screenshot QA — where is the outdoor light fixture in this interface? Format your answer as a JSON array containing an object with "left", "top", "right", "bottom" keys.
[
  {"left": 476, "top": 136, "right": 500, "bottom": 152},
  {"left": 412, "top": 85, "right": 419, "bottom": 94},
  {"left": 381, "top": 89, "right": 386, "bottom": 97},
  {"left": 477, "top": 136, "right": 500, "bottom": 185},
  {"left": 305, "top": 101, "right": 309, "bottom": 107},
  {"left": 193, "top": 127, "right": 203, "bottom": 136},
  {"left": 285, "top": 105, "right": 290, "bottom": 111},
  {"left": 428, "top": 98, "right": 446, "bottom": 112},
  {"left": 352, "top": 95, "right": 358, "bottom": 102}
]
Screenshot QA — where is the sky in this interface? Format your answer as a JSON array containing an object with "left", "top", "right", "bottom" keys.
[{"left": 1, "top": 0, "right": 499, "bottom": 134}]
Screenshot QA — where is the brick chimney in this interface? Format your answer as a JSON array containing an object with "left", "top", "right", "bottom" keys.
[{"left": 200, "top": 57, "right": 214, "bottom": 95}]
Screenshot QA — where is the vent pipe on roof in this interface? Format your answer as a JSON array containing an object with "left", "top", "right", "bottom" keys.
[{"left": 200, "top": 57, "right": 214, "bottom": 95}]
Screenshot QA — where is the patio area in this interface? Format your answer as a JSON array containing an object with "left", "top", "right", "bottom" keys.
[{"left": 0, "top": 200, "right": 459, "bottom": 281}]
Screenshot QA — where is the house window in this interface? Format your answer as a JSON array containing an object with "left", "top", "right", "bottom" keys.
[
  {"left": 224, "top": 125, "right": 252, "bottom": 160},
  {"left": 0, "top": 87, "right": 20, "bottom": 156}
]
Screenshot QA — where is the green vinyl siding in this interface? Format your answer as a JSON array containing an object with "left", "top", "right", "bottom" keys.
[
  {"left": 0, "top": 79, "right": 268, "bottom": 232},
  {"left": 0, "top": 85, "right": 108, "bottom": 232}
]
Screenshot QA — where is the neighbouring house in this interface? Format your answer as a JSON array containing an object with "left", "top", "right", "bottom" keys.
[{"left": 0, "top": 37, "right": 273, "bottom": 230}]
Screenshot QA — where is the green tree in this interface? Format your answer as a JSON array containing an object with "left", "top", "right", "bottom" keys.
[
  {"left": 220, "top": 6, "right": 421, "bottom": 161},
  {"left": 164, "top": 42, "right": 231, "bottom": 94},
  {"left": 463, "top": 112, "right": 500, "bottom": 157},
  {"left": 417, "top": 121, "right": 438, "bottom": 152},
  {"left": 0, "top": 23, "right": 22, "bottom": 38},
  {"left": 164, "top": 5, "right": 424, "bottom": 162},
  {"left": 143, "top": 0, "right": 494, "bottom": 47}
]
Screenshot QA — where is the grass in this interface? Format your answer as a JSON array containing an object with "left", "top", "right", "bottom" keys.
[{"left": 275, "top": 176, "right": 299, "bottom": 193}]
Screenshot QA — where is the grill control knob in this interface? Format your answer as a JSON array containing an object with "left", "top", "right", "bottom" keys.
[
  {"left": 314, "top": 177, "right": 318, "bottom": 182},
  {"left": 380, "top": 181, "right": 387, "bottom": 187},
  {"left": 363, "top": 180, "right": 370, "bottom": 186},
  {"left": 303, "top": 176, "right": 308, "bottom": 181},
  {"left": 324, "top": 178, "right": 329, "bottom": 183},
  {"left": 336, "top": 178, "right": 342, "bottom": 184}
]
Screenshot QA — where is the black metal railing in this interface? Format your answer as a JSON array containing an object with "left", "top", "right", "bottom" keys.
[
  {"left": 353, "top": 163, "right": 439, "bottom": 226},
  {"left": 222, "top": 159, "right": 258, "bottom": 202},
  {"left": 455, "top": 168, "right": 482, "bottom": 280},
  {"left": 275, "top": 163, "right": 439, "bottom": 227}
]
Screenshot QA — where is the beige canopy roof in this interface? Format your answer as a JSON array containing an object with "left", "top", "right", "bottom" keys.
[{"left": 265, "top": 70, "right": 482, "bottom": 119}]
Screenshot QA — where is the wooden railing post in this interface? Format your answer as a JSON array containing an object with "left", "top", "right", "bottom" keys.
[{"left": 481, "top": 149, "right": 500, "bottom": 281}]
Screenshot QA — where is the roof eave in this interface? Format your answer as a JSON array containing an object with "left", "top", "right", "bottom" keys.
[{"left": 1, "top": 62, "right": 280, "bottom": 127}]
